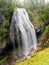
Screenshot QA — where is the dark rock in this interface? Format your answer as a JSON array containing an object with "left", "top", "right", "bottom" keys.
[
  {"left": 36, "top": 20, "right": 49, "bottom": 37},
  {"left": 0, "top": 42, "right": 13, "bottom": 60},
  {"left": 0, "top": 42, "right": 18, "bottom": 60},
  {"left": 36, "top": 25, "right": 44, "bottom": 37},
  {"left": 44, "top": 19, "right": 49, "bottom": 26},
  {"left": 0, "top": 48, "right": 2, "bottom": 53}
]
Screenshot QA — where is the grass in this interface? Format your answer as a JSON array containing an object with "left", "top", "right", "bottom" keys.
[
  {"left": 15, "top": 48, "right": 49, "bottom": 65},
  {"left": 0, "top": 57, "right": 6, "bottom": 65}
]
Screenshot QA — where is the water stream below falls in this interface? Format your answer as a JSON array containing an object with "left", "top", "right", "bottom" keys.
[{"left": 10, "top": 8, "right": 37, "bottom": 58}]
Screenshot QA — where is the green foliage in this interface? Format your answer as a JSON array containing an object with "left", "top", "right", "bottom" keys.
[
  {"left": 39, "top": 14, "right": 47, "bottom": 22},
  {"left": 38, "top": 4, "right": 49, "bottom": 22},
  {"left": 27, "top": 10, "right": 34, "bottom": 22},
  {"left": 0, "top": 0, "right": 19, "bottom": 42},
  {"left": 45, "top": 25, "right": 49, "bottom": 33},
  {"left": 0, "top": 29, "right": 7, "bottom": 42},
  {"left": 4, "top": 20, "right": 9, "bottom": 28},
  {"left": 0, "top": 19, "right": 10, "bottom": 42},
  {"left": 2, "top": 4, "right": 16, "bottom": 20},
  {"left": 0, "top": 0, "right": 18, "bottom": 20},
  {"left": 0, "top": 29, "right": 7, "bottom": 35}
]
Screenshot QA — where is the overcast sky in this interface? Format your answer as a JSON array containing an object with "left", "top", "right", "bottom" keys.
[
  {"left": 45, "top": 0, "right": 49, "bottom": 3},
  {"left": 19, "top": 0, "right": 49, "bottom": 3}
]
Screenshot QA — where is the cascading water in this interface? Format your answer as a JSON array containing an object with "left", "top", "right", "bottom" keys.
[{"left": 10, "top": 8, "right": 37, "bottom": 58}]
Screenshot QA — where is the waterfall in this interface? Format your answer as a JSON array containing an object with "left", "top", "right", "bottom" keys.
[{"left": 10, "top": 8, "right": 37, "bottom": 58}]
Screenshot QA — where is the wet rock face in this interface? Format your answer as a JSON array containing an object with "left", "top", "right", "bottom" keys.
[
  {"left": 0, "top": 10, "right": 6, "bottom": 51},
  {"left": 0, "top": 10, "right": 6, "bottom": 28},
  {"left": 36, "top": 20, "right": 49, "bottom": 37},
  {"left": 36, "top": 25, "right": 44, "bottom": 36}
]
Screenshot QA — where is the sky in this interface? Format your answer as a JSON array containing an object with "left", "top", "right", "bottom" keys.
[
  {"left": 19, "top": 0, "right": 49, "bottom": 3},
  {"left": 19, "top": 0, "right": 24, "bottom": 3},
  {"left": 45, "top": 0, "right": 49, "bottom": 3}
]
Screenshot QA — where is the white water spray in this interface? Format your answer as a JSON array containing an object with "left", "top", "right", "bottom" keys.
[{"left": 10, "top": 8, "right": 37, "bottom": 58}]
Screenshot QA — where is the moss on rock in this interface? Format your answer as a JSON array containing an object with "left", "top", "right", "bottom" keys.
[{"left": 15, "top": 48, "right": 49, "bottom": 65}]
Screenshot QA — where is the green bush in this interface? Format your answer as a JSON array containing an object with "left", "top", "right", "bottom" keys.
[
  {"left": 45, "top": 25, "right": 49, "bottom": 33},
  {"left": 27, "top": 10, "right": 34, "bottom": 22},
  {"left": 0, "top": 29, "right": 7, "bottom": 42},
  {"left": 39, "top": 14, "right": 47, "bottom": 22},
  {"left": 0, "top": 0, "right": 18, "bottom": 20},
  {"left": 0, "top": 19, "right": 10, "bottom": 42},
  {"left": 4, "top": 20, "right": 9, "bottom": 28},
  {"left": 0, "top": 29, "right": 7, "bottom": 36},
  {"left": 38, "top": 4, "right": 49, "bottom": 22},
  {"left": 0, "top": 0, "right": 19, "bottom": 42},
  {"left": 2, "top": 4, "right": 15, "bottom": 20}
]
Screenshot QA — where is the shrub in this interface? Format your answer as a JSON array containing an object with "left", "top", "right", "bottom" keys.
[
  {"left": 45, "top": 25, "right": 49, "bottom": 33},
  {"left": 4, "top": 20, "right": 9, "bottom": 28},
  {"left": 38, "top": 4, "right": 49, "bottom": 22},
  {"left": 39, "top": 14, "right": 47, "bottom": 22},
  {"left": 0, "top": 29, "right": 7, "bottom": 42},
  {"left": 0, "top": 0, "right": 19, "bottom": 42},
  {"left": 27, "top": 10, "right": 34, "bottom": 22}
]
